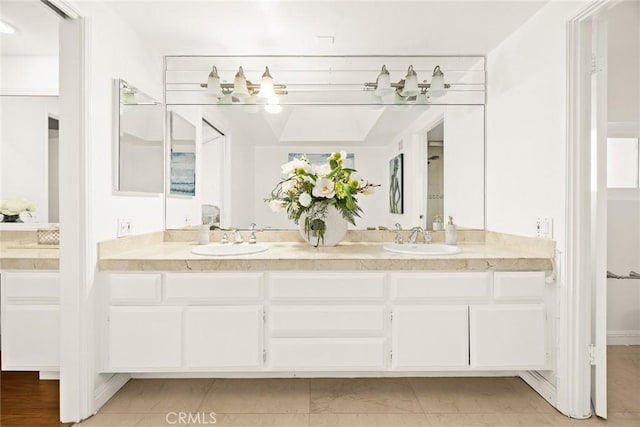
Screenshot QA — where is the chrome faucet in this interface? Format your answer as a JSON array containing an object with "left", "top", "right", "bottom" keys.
[
  {"left": 233, "top": 228, "right": 244, "bottom": 244},
  {"left": 394, "top": 223, "right": 403, "bottom": 244},
  {"left": 409, "top": 227, "right": 432, "bottom": 244},
  {"left": 409, "top": 227, "right": 423, "bottom": 244},
  {"left": 248, "top": 223, "right": 257, "bottom": 244}
]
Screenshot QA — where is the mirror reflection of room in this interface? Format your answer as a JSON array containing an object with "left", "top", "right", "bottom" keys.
[
  {"left": 426, "top": 122, "right": 444, "bottom": 231},
  {"left": 1, "top": 95, "right": 59, "bottom": 225}
]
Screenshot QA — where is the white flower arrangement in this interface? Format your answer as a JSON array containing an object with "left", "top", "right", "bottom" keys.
[
  {"left": 266, "top": 151, "right": 379, "bottom": 245},
  {"left": 0, "top": 198, "right": 35, "bottom": 216}
]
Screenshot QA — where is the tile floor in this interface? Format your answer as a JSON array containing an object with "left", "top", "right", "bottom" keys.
[{"left": 76, "top": 346, "right": 639, "bottom": 426}]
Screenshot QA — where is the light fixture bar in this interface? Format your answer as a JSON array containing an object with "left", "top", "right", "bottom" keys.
[
  {"left": 363, "top": 82, "right": 451, "bottom": 91},
  {"left": 200, "top": 82, "right": 288, "bottom": 95}
]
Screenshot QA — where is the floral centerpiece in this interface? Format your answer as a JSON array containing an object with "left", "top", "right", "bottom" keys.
[
  {"left": 266, "top": 151, "right": 379, "bottom": 246},
  {"left": 0, "top": 198, "right": 35, "bottom": 223}
]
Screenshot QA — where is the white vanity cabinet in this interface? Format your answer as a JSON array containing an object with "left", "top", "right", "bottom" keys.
[
  {"left": 103, "top": 270, "right": 551, "bottom": 374},
  {"left": 268, "top": 272, "right": 387, "bottom": 370},
  {"left": 106, "top": 273, "right": 265, "bottom": 372},
  {"left": 1, "top": 271, "right": 60, "bottom": 371}
]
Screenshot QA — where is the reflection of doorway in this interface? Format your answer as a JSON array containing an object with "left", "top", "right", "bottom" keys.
[
  {"left": 426, "top": 122, "right": 444, "bottom": 230},
  {"left": 48, "top": 116, "right": 59, "bottom": 223},
  {"left": 201, "top": 118, "right": 225, "bottom": 226}
]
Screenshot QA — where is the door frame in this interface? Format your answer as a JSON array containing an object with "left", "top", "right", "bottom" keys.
[{"left": 564, "top": 0, "right": 620, "bottom": 419}]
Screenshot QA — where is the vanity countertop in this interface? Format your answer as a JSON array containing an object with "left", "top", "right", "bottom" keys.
[
  {"left": 98, "top": 231, "right": 554, "bottom": 272},
  {"left": 0, "top": 231, "right": 59, "bottom": 270}
]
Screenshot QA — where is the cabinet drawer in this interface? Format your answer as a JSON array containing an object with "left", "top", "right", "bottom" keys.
[
  {"left": 390, "top": 272, "right": 490, "bottom": 300},
  {"left": 269, "top": 338, "right": 386, "bottom": 370},
  {"left": 165, "top": 273, "right": 263, "bottom": 302},
  {"left": 494, "top": 272, "right": 545, "bottom": 299},
  {"left": 110, "top": 274, "right": 161, "bottom": 303},
  {"left": 270, "top": 306, "right": 386, "bottom": 337},
  {"left": 269, "top": 273, "right": 385, "bottom": 301},
  {"left": 2, "top": 272, "right": 59, "bottom": 303}
]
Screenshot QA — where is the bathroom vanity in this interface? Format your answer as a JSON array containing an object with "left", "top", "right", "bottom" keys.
[
  {"left": 97, "top": 230, "right": 556, "bottom": 377},
  {"left": 0, "top": 231, "right": 60, "bottom": 373}
]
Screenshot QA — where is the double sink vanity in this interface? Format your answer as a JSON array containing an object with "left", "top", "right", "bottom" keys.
[
  {"left": 95, "top": 229, "right": 555, "bottom": 376},
  {"left": 1, "top": 228, "right": 555, "bottom": 381}
]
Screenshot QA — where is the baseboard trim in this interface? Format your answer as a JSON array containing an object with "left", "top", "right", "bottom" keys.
[
  {"left": 607, "top": 330, "right": 640, "bottom": 345},
  {"left": 93, "top": 373, "right": 130, "bottom": 412},
  {"left": 39, "top": 371, "right": 60, "bottom": 380},
  {"left": 520, "top": 370, "right": 557, "bottom": 408}
]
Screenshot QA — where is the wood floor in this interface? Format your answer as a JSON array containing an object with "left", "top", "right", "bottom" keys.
[
  {"left": 1, "top": 347, "right": 638, "bottom": 426},
  {"left": 0, "top": 353, "right": 72, "bottom": 427}
]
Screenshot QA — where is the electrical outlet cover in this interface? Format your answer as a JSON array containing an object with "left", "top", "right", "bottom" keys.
[{"left": 117, "top": 218, "right": 132, "bottom": 238}]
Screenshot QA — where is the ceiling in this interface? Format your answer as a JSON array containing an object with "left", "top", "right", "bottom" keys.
[
  {"left": 0, "top": 0, "right": 59, "bottom": 56},
  {"left": 108, "top": 0, "right": 548, "bottom": 56},
  {"left": 203, "top": 104, "right": 435, "bottom": 146}
]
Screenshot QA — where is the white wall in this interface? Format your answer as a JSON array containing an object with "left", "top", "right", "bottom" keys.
[
  {"left": 486, "top": 0, "right": 590, "bottom": 248},
  {"left": 606, "top": 1, "right": 640, "bottom": 344},
  {"left": 0, "top": 56, "right": 59, "bottom": 95},
  {"left": 0, "top": 96, "right": 59, "bottom": 222},
  {"left": 485, "top": 0, "right": 591, "bottom": 389},
  {"left": 66, "top": 1, "right": 164, "bottom": 416},
  {"left": 82, "top": 2, "right": 165, "bottom": 244}
]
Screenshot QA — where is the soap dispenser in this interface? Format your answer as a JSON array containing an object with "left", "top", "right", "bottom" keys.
[
  {"left": 198, "top": 223, "right": 210, "bottom": 245},
  {"left": 445, "top": 216, "right": 457, "bottom": 245}
]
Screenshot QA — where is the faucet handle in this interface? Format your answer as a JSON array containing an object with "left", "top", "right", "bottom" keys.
[
  {"left": 424, "top": 231, "right": 432, "bottom": 244},
  {"left": 221, "top": 232, "right": 229, "bottom": 244}
]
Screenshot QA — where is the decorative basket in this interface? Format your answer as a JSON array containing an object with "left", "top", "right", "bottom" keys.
[{"left": 37, "top": 228, "right": 60, "bottom": 245}]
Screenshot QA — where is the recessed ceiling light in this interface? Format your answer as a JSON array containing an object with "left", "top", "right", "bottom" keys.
[
  {"left": 0, "top": 20, "right": 17, "bottom": 35},
  {"left": 315, "top": 36, "right": 335, "bottom": 47}
]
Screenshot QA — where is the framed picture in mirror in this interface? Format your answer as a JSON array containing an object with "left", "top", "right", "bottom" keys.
[{"left": 389, "top": 153, "right": 403, "bottom": 214}]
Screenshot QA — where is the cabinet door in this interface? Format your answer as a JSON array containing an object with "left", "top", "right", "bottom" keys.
[
  {"left": 391, "top": 305, "right": 468, "bottom": 369},
  {"left": 185, "top": 306, "right": 263, "bottom": 370},
  {"left": 470, "top": 304, "right": 547, "bottom": 369},
  {"left": 1, "top": 305, "right": 59, "bottom": 370},
  {"left": 108, "top": 307, "right": 182, "bottom": 371}
]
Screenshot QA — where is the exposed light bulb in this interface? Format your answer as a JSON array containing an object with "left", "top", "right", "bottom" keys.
[{"left": 258, "top": 66, "right": 276, "bottom": 99}]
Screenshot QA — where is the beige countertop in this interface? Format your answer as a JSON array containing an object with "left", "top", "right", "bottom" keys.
[
  {"left": 0, "top": 231, "right": 59, "bottom": 270},
  {"left": 98, "top": 231, "right": 554, "bottom": 272}
]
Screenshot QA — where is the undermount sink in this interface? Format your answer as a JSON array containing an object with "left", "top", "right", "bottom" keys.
[
  {"left": 191, "top": 243, "right": 269, "bottom": 256},
  {"left": 383, "top": 243, "right": 462, "bottom": 256}
]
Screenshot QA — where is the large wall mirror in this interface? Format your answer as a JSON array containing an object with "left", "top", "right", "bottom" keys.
[
  {"left": 163, "top": 56, "right": 485, "bottom": 231},
  {"left": 113, "top": 79, "right": 164, "bottom": 194}
]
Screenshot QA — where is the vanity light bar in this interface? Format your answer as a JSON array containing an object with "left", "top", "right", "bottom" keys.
[
  {"left": 362, "top": 81, "right": 451, "bottom": 92},
  {"left": 199, "top": 82, "right": 288, "bottom": 96}
]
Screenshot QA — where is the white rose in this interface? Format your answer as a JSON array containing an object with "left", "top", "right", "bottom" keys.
[
  {"left": 268, "top": 199, "right": 287, "bottom": 212},
  {"left": 281, "top": 158, "right": 310, "bottom": 176},
  {"left": 299, "top": 192, "right": 312, "bottom": 207},
  {"left": 312, "top": 178, "right": 335, "bottom": 198},
  {"left": 313, "top": 163, "right": 331, "bottom": 177}
]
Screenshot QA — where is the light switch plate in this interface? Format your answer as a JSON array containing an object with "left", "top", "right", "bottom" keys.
[
  {"left": 535, "top": 218, "right": 553, "bottom": 239},
  {"left": 117, "top": 218, "right": 132, "bottom": 238}
]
